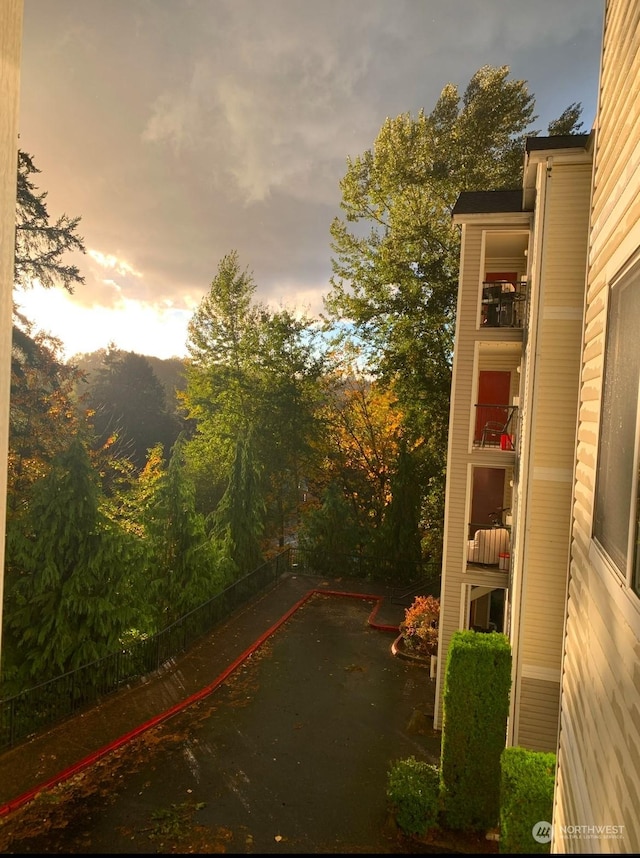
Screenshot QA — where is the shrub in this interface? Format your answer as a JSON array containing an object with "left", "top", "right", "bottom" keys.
[
  {"left": 499, "top": 747, "right": 556, "bottom": 853},
  {"left": 440, "top": 630, "right": 512, "bottom": 832},
  {"left": 399, "top": 595, "right": 440, "bottom": 656},
  {"left": 386, "top": 756, "right": 441, "bottom": 836}
]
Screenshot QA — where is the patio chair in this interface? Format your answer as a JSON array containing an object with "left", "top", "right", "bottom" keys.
[{"left": 480, "top": 409, "right": 515, "bottom": 448}]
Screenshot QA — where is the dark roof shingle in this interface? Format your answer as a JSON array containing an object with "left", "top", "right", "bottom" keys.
[{"left": 452, "top": 189, "right": 522, "bottom": 216}]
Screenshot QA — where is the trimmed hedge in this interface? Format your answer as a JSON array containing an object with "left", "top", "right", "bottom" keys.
[
  {"left": 387, "top": 756, "right": 441, "bottom": 836},
  {"left": 499, "top": 746, "right": 556, "bottom": 853},
  {"left": 440, "top": 630, "right": 512, "bottom": 831}
]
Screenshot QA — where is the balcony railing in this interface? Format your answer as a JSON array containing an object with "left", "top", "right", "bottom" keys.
[
  {"left": 481, "top": 280, "right": 528, "bottom": 328},
  {"left": 473, "top": 404, "right": 518, "bottom": 449}
]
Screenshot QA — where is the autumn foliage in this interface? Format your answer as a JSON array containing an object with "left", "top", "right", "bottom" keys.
[{"left": 399, "top": 595, "right": 440, "bottom": 656}]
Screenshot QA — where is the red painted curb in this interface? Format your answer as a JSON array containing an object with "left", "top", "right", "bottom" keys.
[{"left": 0, "top": 588, "right": 399, "bottom": 819}]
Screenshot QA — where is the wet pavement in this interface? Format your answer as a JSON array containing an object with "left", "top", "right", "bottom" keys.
[{"left": 0, "top": 573, "right": 443, "bottom": 853}]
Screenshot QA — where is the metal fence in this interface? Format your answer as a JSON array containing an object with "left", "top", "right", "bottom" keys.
[
  {"left": 288, "top": 546, "right": 433, "bottom": 586},
  {"left": 0, "top": 549, "right": 291, "bottom": 752}
]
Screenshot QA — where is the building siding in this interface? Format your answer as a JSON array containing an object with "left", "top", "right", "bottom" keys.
[
  {"left": 434, "top": 222, "right": 524, "bottom": 727},
  {"left": 510, "top": 160, "right": 591, "bottom": 752},
  {"left": 554, "top": 0, "right": 640, "bottom": 851}
]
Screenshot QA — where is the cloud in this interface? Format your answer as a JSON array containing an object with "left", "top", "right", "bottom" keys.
[
  {"left": 19, "top": 0, "right": 604, "bottom": 360},
  {"left": 88, "top": 249, "right": 142, "bottom": 279}
]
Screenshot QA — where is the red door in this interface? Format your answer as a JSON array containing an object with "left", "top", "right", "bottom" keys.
[{"left": 475, "top": 371, "right": 511, "bottom": 443}]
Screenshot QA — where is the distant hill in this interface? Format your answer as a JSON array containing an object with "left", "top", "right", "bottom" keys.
[{"left": 70, "top": 349, "right": 187, "bottom": 414}]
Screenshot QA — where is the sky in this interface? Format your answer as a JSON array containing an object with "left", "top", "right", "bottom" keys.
[{"left": 16, "top": 0, "right": 604, "bottom": 361}]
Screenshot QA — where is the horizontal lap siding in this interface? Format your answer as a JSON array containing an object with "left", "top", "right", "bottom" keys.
[
  {"left": 555, "top": 0, "right": 640, "bottom": 850},
  {"left": 517, "top": 677, "right": 561, "bottom": 752},
  {"left": 515, "top": 162, "right": 590, "bottom": 750}
]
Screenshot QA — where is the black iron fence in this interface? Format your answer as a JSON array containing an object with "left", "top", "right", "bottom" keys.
[
  {"left": 288, "top": 546, "right": 432, "bottom": 586},
  {"left": 0, "top": 549, "right": 291, "bottom": 753},
  {"left": 481, "top": 280, "right": 528, "bottom": 328},
  {"left": 0, "top": 545, "right": 440, "bottom": 752}
]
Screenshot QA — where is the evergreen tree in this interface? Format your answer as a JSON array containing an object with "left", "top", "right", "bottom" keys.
[
  {"left": 88, "top": 348, "right": 181, "bottom": 472},
  {"left": 3, "top": 438, "right": 140, "bottom": 686},
  {"left": 14, "top": 150, "right": 85, "bottom": 293},
  {"left": 211, "top": 430, "right": 265, "bottom": 576},
  {"left": 142, "top": 438, "right": 227, "bottom": 629}
]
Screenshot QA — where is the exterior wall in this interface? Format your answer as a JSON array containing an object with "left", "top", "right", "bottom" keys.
[
  {"left": 434, "top": 220, "right": 527, "bottom": 728},
  {"left": 511, "top": 162, "right": 591, "bottom": 752},
  {"left": 0, "top": 1, "right": 24, "bottom": 668},
  {"left": 554, "top": 0, "right": 640, "bottom": 851}
]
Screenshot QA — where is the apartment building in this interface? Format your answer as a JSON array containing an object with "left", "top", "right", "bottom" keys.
[
  {"left": 435, "top": 0, "right": 640, "bottom": 849},
  {"left": 434, "top": 134, "right": 592, "bottom": 753}
]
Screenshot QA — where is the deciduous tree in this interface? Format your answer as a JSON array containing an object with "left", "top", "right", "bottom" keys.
[{"left": 325, "top": 65, "right": 579, "bottom": 565}]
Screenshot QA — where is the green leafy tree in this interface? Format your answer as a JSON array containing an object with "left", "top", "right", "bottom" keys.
[
  {"left": 381, "top": 439, "right": 425, "bottom": 581},
  {"left": 299, "top": 480, "right": 364, "bottom": 575},
  {"left": 325, "top": 65, "right": 546, "bottom": 565},
  {"left": 3, "top": 438, "right": 140, "bottom": 686},
  {"left": 8, "top": 323, "right": 84, "bottom": 515},
  {"left": 252, "top": 308, "right": 326, "bottom": 546},
  {"left": 547, "top": 102, "right": 584, "bottom": 135},
  {"left": 9, "top": 149, "right": 88, "bottom": 516}
]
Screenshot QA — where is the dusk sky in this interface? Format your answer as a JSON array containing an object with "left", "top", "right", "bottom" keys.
[{"left": 16, "top": 0, "right": 604, "bottom": 360}]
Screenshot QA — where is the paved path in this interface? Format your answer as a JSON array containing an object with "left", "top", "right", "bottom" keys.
[{"left": 0, "top": 572, "right": 442, "bottom": 853}]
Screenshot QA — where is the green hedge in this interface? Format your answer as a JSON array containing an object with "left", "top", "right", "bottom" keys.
[
  {"left": 440, "top": 630, "right": 512, "bottom": 831},
  {"left": 387, "top": 756, "right": 441, "bottom": 836},
  {"left": 500, "top": 747, "right": 556, "bottom": 853}
]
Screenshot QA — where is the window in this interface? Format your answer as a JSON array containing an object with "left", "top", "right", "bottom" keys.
[{"left": 593, "top": 258, "right": 640, "bottom": 595}]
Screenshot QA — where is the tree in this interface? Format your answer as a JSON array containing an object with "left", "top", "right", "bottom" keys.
[
  {"left": 8, "top": 322, "right": 84, "bottom": 515},
  {"left": 251, "top": 308, "right": 326, "bottom": 546},
  {"left": 3, "top": 437, "right": 140, "bottom": 686},
  {"left": 181, "top": 252, "right": 264, "bottom": 508},
  {"left": 547, "top": 102, "right": 584, "bottom": 136},
  {"left": 87, "top": 348, "right": 182, "bottom": 471},
  {"left": 141, "top": 438, "right": 227, "bottom": 628},
  {"left": 381, "top": 439, "right": 425, "bottom": 581},
  {"left": 320, "top": 371, "right": 402, "bottom": 534},
  {"left": 210, "top": 429, "right": 265, "bottom": 575},
  {"left": 14, "top": 150, "right": 85, "bottom": 293},
  {"left": 182, "top": 252, "right": 326, "bottom": 545},
  {"left": 324, "top": 65, "right": 542, "bottom": 563},
  {"left": 9, "top": 149, "right": 88, "bottom": 514}
]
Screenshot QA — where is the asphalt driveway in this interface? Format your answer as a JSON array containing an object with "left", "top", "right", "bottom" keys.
[{"left": 0, "top": 583, "right": 442, "bottom": 853}]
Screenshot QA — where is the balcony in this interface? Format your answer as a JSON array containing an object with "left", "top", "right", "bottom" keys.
[
  {"left": 481, "top": 280, "right": 528, "bottom": 328},
  {"left": 473, "top": 404, "right": 518, "bottom": 449},
  {"left": 467, "top": 523, "right": 511, "bottom": 568}
]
